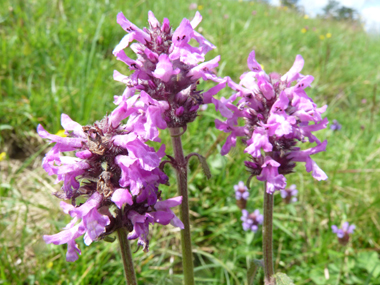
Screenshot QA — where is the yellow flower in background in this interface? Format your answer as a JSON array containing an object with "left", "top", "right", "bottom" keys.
[
  {"left": 319, "top": 35, "right": 325, "bottom": 40},
  {"left": 198, "top": 5, "right": 204, "bottom": 10},
  {"left": 326, "top": 33, "right": 332, "bottom": 38},
  {"left": 304, "top": 15, "right": 309, "bottom": 19},
  {"left": 55, "top": 130, "right": 67, "bottom": 137},
  {"left": 301, "top": 28, "right": 307, "bottom": 33},
  {"left": 260, "top": 64, "right": 264, "bottom": 70},
  {"left": 77, "top": 28, "right": 83, "bottom": 33},
  {"left": 239, "top": 0, "right": 243, "bottom": 2},
  {"left": 250, "top": 2, "right": 254, "bottom": 5},
  {"left": 0, "top": 152, "right": 6, "bottom": 161}
]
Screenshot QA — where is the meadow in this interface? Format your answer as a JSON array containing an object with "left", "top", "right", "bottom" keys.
[{"left": 1, "top": 0, "right": 380, "bottom": 284}]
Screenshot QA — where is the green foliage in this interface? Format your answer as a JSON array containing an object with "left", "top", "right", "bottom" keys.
[
  {"left": 275, "top": 273, "right": 295, "bottom": 285},
  {"left": 1, "top": 0, "right": 380, "bottom": 284}
]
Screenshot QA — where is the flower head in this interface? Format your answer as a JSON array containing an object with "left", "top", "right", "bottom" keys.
[
  {"left": 113, "top": 11, "right": 226, "bottom": 130},
  {"left": 330, "top": 119, "right": 341, "bottom": 131},
  {"left": 331, "top": 222, "right": 355, "bottom": 245},
  {"left": 241, "top": 209, "right": 263, "bottom": 232},
  {"left": 280, "top": 184, "right": 298, "bottom": 203},
  {"left": 38, "top": 104, "right": 183, "bottom": 261},
  {"left": 213, "top": 51, "right": 328, "bottom": 193}
]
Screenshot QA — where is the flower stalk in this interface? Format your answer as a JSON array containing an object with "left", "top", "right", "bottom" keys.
[
  {"left": 169, "top": 127, "right": 195, "bottom": 285},
  {"left": 117, "top": 228, "right": 137, "bottom": 285},
  {"left": 263, "top": 182, "right": 275, "bottom": 285}
]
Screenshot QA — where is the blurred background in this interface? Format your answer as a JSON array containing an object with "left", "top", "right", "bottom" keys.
[{"left": 1, "top": 0, "right": 380, "bottom": 284}]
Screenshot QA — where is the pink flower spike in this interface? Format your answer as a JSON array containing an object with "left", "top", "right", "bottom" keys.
[{"left": 113, "top": 11, "right": 226, "bottom": 129}]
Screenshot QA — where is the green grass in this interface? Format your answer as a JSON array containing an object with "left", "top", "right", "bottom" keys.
[{"left": 1, "top": 0, "right": 380, "bottom": 284}]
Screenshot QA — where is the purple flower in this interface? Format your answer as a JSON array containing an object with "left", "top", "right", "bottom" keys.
[
  {"left": 330, "top": 119, "right": 341, "bottom": 131},
  {"left": 234, "top": 181, "right": 249, "bottom": 200},
  {"left": 127, "top": 196, "right": 184, "bottom": 250},
  {"left": 241, "top": 209, "right": 263, "bottom": 232},
  {"left": 280, "top": 184, "right": 298, "bottom": 203},
  {"left": 39, "top": 106, "right": 182, "bottom": 261},
  {"left": 113, "top": 11, "right": 226, "bottom": 131},
  {"left": 332, "top": 222, "right": 355, "bottom": 245},
  {"left": 212, "top": 50, "right": 328, "bottom": 194},
  {"left": 234, "top": 181, "right": 249, "bottom": 209}
]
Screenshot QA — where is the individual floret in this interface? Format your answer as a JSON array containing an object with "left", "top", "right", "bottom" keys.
[
  {"left": 241, "top": 209, "right": 263, "bottom": 232},
  {"left": 332, "top": 222, "right": 355, "bottom": 245}
]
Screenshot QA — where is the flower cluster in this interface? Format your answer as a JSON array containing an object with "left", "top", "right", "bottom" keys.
[
  {"left": 38, "top": 104, "right": 183, "bottom": 261},
  {"left": 113, "top": 10, "right": 226, "bottom": 131},
  {"left": 330, "top": 119, "right": 341, "bottom": 131},
  {"left": 213, "top": 51, "right": 328, "bottom": 193},
  {"left": 233, "top": 181, "right": 262, "bottom": 232},
  {"left": 241, "top": 209, "right": 263, "bottom": 232},
  {"left": 234, "top": 181, "right": 249, "bottom": 209},
  {"left": 280, "top": 184, "right": 298, "bottom": 204},
  {"left": 332, "top": 222, "right": 355, "bottom": 245}
]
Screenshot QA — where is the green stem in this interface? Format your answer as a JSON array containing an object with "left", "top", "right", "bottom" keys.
[
  {"left": 169, "top": 127, "right": 195, "bottom": 285},
  {"left": 117, "top": 228, "right": 137, "bottom": 285},
  {"left": 263, "top": 182, "right": 276, "bottom": 285}
]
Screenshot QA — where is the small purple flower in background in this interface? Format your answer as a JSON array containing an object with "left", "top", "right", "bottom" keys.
[
  {"left": 330, "top": 119, "right": 341, "bottom": 131},
  {"left": 113, "top": 10, "right": 226, "bottom": 133},
  {"left": 241, "top": 209, "right": 263, "bottom": 232},
  {"left": 234, "top": 181, "right": 249, "bottom": 209},
  {"left": 189, "top": 3, "right": 197, "bottom": 10},
  {"left": 332, "top": 222, "right": 355, "bottom": 245},
  {"left": 212, "top": 50, "right": 328, "bottom": 194},
  {"left": 280, "top": 184, "right": 298, "bottom": 204},
  {"left": 38, "top": 100, "right": 183, "bottom": 261}
]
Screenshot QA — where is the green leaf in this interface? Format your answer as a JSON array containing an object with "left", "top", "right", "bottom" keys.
[
  {"left": 253, "top": 259, "right": 263, "bottom": 268},
  {"left": 274, "top": 273, "right": 295, "bottom": 285},
  {"left": 273, "top": 219, "right": 294, "bottom": 237},
  {"left": 188, "top": 153, "right": 212, "bottom": 179},
  {"left": 357, "top": 251, "right": 380, "bottom": 278},
  {"left": 247, "top": 260, "right": 262, "bottom": 285},
  {"left": 246, "top": 231, "right": 254, "bottom": 245},
  {"left": 102, "top": 236, "right": 116, "bottom": 243},
  {"left": 0, "top": 124, "right": 13, "bottom": 130},
  {"left": 15, "top": 143, "right": 50, "bottom": 175},
  {"left": 197, "top": 154, "right": 212, "bottom": 179}
]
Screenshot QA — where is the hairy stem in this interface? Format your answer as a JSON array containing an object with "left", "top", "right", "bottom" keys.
[
  {"left": 117, "top": 228, "right": 137, "bottom": 285},
  {"left": 169, "top": 127, "right": 195, "bottom": 285},
  {"left": 263, "top": 182, "right": 276, "bottom": 285}
]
